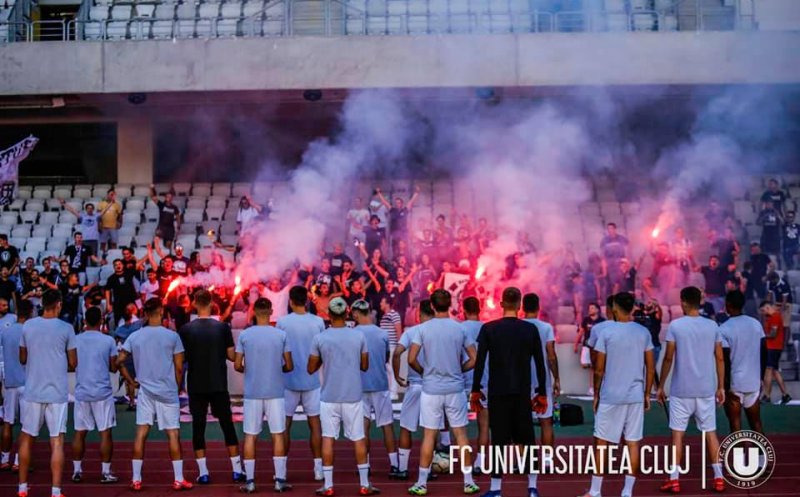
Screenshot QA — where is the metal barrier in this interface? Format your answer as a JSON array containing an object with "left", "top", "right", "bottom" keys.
[
  {"left": 0, "top": 0, "right": 774, "bottom": 44},
  {"left": 0, "top": 21, "right": 29, "bottom": 43}
]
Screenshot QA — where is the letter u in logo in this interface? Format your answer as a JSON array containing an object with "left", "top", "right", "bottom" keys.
[{"left": 731, "top": 447, "right": 760, "bottom": 478}]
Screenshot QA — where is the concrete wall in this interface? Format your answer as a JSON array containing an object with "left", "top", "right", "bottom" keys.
[
  {"left": 2, "top": 30, "right": 799, "bottom": 96},
  {"left": 117, "top": 118, "right": 153, "bottom": 184}
]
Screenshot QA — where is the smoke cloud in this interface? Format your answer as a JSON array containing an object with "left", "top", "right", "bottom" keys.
[{"left": 184, "top": 85, "right": 798, "bottom": 294}]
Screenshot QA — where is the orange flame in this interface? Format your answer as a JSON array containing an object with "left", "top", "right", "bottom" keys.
[
  {"left": 233, "top": 275, "right": 242, "bottom": 296},
  {"left": 208, "top": 285, "right": 215, "bottom": 291},
  {"left": 426, "top": 282, "right": 434, "bottom": 293}
]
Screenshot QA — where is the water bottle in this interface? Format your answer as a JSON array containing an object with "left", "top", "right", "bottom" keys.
[{"left": 554, "top": 402, "right": 561, "bottom": 427}]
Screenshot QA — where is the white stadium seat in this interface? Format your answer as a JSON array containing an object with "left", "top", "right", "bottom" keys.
[
  {"left": 32, "top": 225, "right": 52, "bottom": 237},
  {"left": 107, "top": 5, "right": 133, "bottom": 40},
  {"left": 11, "top": 225, "right": 30, "bottom": 238},
  {"left": 217, "top": 2, "right": 243, "bottom": 36},
  {"left": 175, "top": 2, "right": 199, "bottom": 37},
  {"left": 152, "top": 3, "right": 177, "bottom": 39},
  {"left": 196, "top": 2, "right": 221, "bottom": 37},
  {"left": 1, "top": 213, "right": 18, "bottom": 226}
]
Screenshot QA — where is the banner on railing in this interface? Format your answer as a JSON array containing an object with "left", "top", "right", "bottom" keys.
[{"left": 0, "top": 135, "right": 38, "bottom": 206}]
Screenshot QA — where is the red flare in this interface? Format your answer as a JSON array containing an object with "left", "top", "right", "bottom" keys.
[
  {"left": 475, "top": 265, "right": 486, "bottom": 280},
  {"left": 165, "top": 278, "right": 181, "bottom": 297}
]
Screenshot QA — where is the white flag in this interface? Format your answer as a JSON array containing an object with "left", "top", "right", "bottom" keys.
[{"left": 0, "top": 135, "right": 38, "bottom": 206}]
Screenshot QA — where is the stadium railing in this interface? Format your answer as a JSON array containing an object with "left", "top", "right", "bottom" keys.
[{"left": 0, "top": 0, "right": 762, "bottom": 43}]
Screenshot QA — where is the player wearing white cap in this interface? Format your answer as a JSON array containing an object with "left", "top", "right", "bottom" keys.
[{"left": 308, "top": 297, "right": 378, "bottom": 496}]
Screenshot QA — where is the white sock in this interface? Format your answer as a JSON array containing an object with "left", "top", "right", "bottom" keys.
[
  {"left": 245, "top": 459, "right": 255, "bottom": 481},
  {"left": 399, "top": 448, "right": 411, "bottom": 472},
  {"left": 474, "top": 452, "right": 483, "bottom": 473},
  {"left": 388, "top": 452, "right": 399, "bottom": 468},
  {"left": 274, "top": 456, "right": 287, "bottom": 480},
  {"left": 416, "top": 466, "right": 430, "bottom": 486},
  {"left": 463, "top": 467, "right": 474, "bottom": 485},
  {"left": 590, "top": 475, "right": 603, "bottom": 496},
  {"left": 670, "top": 469, "right": 680, "bottom": 480},
  {"left": 230, "top": 455, "right": 243, "bottom": 473},
  {"left": 132, "top": 459, "right": 143, "bottom": 481},
  {"left": 622, "top": 475, "right": 636, "bottom": 496},
  {"left": 18, "top": 483, "right": 28, "bottom": 494},
  {"left": 439, "top": 431, "right": 451, "bottom": 446},
  {"left": 712, "top": 463, "right": 723, "bottom": 478},
  {"left": 51, "top": 487, "right": 62, "bottom": 497},
  {"left": 528, "top": 473, "right": 538, "bottom": 488},
  {"left": 1, "top": 452, "right": 9, "bottom": 464},
  {"left": 323, "top": 465, "right": 334, "bottom": 488},
  {"left": 102, "top": 462, "right": 111, "bottom": 475},
  {"left": 172, "top": 460, "right": 184, "bottom": 482},
  {"left": 73, "top": 460, "right": 82, "bottom": 473},
  {"left": 358, "top": 463, "right": 370, "bottom": 487},
  {"left": 314, "top": 457, "right": 323, "bottom": 474},
  {"left": 490, "top": 477, "right": 502, "bottom": 491},
  {"left": 196, "top": 457, "right": 209, "bottom": 477},
  {"left": 13, "top": 453, "right": 18, "bottom": 465}
]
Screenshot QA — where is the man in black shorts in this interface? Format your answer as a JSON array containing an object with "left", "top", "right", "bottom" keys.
[
  {"left": 149, "top": 185, "right": 181, "bottom": 249},
  {"left": 178, "top": 289, "right": 245, "bottom": 484},
  {"left": 470, "top": 287, "right": 548, "bottom": 497}
]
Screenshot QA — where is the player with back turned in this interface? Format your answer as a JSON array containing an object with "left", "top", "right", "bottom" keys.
[{"left": 470, "top": 287, "right": 548, "bottom": 497}]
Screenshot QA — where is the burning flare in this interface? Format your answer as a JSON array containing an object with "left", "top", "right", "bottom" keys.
[
  {"left": 475, "top": 265, "right": 486, "bottom": 280},
  {"left": 165, "top": 278, "right": 182, "bottom": 297},
  {"left": 651, "top": 227, "right": 660, "bottom": 239},
  {"left": 486, "top": 297, "right": 496, "bottom": 310},
  {"left": 233, "top": 275, "right": 243, "bottom": 296}
]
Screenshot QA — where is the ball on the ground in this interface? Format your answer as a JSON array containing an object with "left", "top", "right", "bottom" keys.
[{"left": 431, "top": 451, "right": 450, "bottom": 473}]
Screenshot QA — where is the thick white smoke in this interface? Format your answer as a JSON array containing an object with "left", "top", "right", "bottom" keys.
[{"left": 235, "top": 91, "right": 423, "bottom": 284}]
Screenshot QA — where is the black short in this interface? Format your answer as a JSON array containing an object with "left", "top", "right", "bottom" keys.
[
  {"left": 487, "top": 393, "right": 536, "bottom": 447},
  {"left": 765, "top": 349, "right": 782, "bottom": 369},
  {"left": 189, "top": 391, "right": 233, "bottom": 420},
  {"left": 156, "top": 226, "right": 175, "bottom": 242}
]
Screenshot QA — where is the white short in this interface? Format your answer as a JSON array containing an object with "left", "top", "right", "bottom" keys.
[
  {"left": 420, "top": 391, "right": 468, "bottom": 430},
  {"left": 243, "top": 398, "right": 286, "bottom": 435},
  {"left": 732, "top": 391, "right": 759, "bottom": 410},
  {"left": 2, "top": 386, "right": 23, "bottom": 425},
  {"left": 580, "top": 346, "right": 592, "bottom": 367},
  {"left": 20, "top": 400, "right": 68, "bottom": 437},
  {"left": 363, "top": 390, "right": 394, "bottom": 427},
  {"left": 74, "top": 398, "right": 116, "bottom": 432},
  {"left": 136, "top": 390, "right": 180, "bottom": 431},
  {"left": 669, "top": 396, "right": 716, "bottom": 432},
  {"left": 533, "top": 388, "right": 554, "bottom": 420},
  {"left": 321, "top": 401, "right": 365, "bottom": 441},
  {"left": 285, "top": 388, "right": 321, "bottom": 417},
  {"left": 400, "top": 384, "right": 422, "bottom": 432},
  {"left": 594, "top": 403, "right": 644, "bottom": 444}
]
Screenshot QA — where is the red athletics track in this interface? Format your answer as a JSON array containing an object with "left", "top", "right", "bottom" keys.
[{"left": 2, "top": 436, "right": 798, "bottom": 497}]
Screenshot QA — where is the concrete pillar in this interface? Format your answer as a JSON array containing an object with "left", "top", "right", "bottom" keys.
[{"left": 117, "top": 118, "right": 153, "bottom": 184}]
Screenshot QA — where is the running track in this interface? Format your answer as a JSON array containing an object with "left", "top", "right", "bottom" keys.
[{"left": 2, "top": 436, "right": 798, "bottom": 496}]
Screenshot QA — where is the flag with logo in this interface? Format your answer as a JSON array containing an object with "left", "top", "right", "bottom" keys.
[
  {"left": 0, "top": 135, "right": 39, "bottom": 206},
  {"left": 443, "top": 271, "right": 471, "bottom": 316}
]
